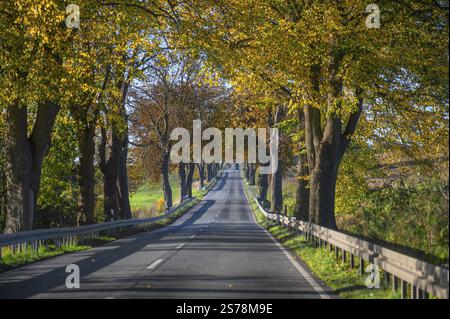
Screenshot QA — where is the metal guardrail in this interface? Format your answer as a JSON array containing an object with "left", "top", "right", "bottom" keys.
[
  {"left": 243, "top": 177, "right": 449, "bottom": 299},
  {"left": 0, "top": 171, "right": 222, "bottom": 259}
]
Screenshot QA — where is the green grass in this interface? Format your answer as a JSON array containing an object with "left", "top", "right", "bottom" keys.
[
  {"left": 130, "top": 178, "right": 202, "bottom": 215},
  {"left": 130, "top": 182, "right": 181, "bottom": 212},
  {"left": 0, "top": 244, "right": 90, "bottom": 272},
  {"left": 243, "top": 180, "right": 401, "bottom": 299}
]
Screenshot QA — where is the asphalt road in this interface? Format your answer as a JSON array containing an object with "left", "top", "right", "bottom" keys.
[{"left": 0, "top": 168, "right": 333, "bottom": 299}]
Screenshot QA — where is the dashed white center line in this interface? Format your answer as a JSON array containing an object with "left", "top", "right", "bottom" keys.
[
  {"left": 146, "top": 258, "right": 164, "bottom": 270},
  {"left": 176, "top": 243, "right": 185, "bottom": 249},
  {"left": 190, "top": 234, "right": 196, "bottom": 239},
  {"left": 104, "top": 296, "right": 115, "bottom": 299}
]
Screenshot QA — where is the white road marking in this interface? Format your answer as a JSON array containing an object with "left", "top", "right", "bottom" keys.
[
  {"left": 104, "top": 296, "right": 115, "bottom": 299},
  {"left": 190, "top": 234, "right": 196, "bottom": 239},
  {"left": 262, "top": 227, "right": 331, "bottom": 299},
  {"left": 176, "top": 243, "right": 185, "bottom": 249},
  {"left": 146, "top": 258, "right": 164, "bottom": 270}
]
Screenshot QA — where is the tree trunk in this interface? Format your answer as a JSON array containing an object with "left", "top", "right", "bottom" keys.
[
  {"left": 304, "top": 104, "right": 321, "bottom": 223},
  {"left": 4, "top": 101, "right": 59, "bottom": 233},
  {"left": 206, "top": 163, "right": 213, "bottom": 182},
  {"left": 310, "top": 150, "right": 339, "bottom": 228},
  {"left": 304, "top": 62, "right": 363, "bottom": 229},
  {"left": 245, "top": 162, "right": 250, "bottom": 180},
  {"left": 198, "top": 162, "right": 205, "bottom": 188},
  {"left": 271, "top": 105, "right": 284, "bottom": 214},
  {"left": 257, "top": 107, "right": 273, "bottom": 207},
  {"left": 117, "top": 133, "right": 132, "bottom": 219},
  {"left": 161, "top": 153, "right": 172, "bottom": 209},
  {"left": 271, "top": 159, "right": 283, "bottom": 214},
  {"left": 100, "top": 127, "right": 119, "bottom": 221},
  {"left": 186, "top": 163, "right": 195, "bottom": 198},
  {"left": 78, "top": 123, "right": 96, "bottom": 225},
  {"left": 249, "top": 163, "right": 256, "bottom": 185},
  {"left": 294, "top": 110, "right": 310, "bottom": 221},
  {"left": 179, "top": 162, "right": 187, "bottom": 202},
  {"left": 258, "top": 166, "right": 269, "bottom": 204},
  {"left": 4, "top": 105, "right": 32, "bottom": 233},
  {"left": 116, "top": 79, "right": 132, "bottom": 219}
]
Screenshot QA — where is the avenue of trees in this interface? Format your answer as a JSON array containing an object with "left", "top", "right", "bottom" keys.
[{"left": 0, "top": 1, "right": 448, "bottom": 261}]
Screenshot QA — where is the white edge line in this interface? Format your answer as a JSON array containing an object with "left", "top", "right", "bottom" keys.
[
  {"left": 242, "top": 177, "right": 331, "bottom": 299},
  {"left": 146, "top": 258, "right": 164, "bottom": 270}
]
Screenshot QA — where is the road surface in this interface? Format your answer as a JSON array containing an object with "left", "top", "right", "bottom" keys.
[{"left": 0, "top": 168, "right": 332, "bottom": 299}]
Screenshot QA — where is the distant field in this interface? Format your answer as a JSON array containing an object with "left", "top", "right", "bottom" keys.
[{"left": 130, "top": 178, "right": 201, "bottom": 218}]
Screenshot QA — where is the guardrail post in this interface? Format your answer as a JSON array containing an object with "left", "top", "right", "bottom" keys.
[
  {"left": 350, "top": 254, "right": 355, "bottom": 269},
  {"left": 342, "top": 250, "right": 347, "bottom": 265},
  {"left": 335, "top": 246, "right": 339, "bottom": 259}
]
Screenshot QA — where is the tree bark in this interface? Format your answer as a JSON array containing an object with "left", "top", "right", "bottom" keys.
[
  {"left": 295, "top": 110, "right": 310, "bottom": 221},
  {"left": 257, "top": 107, "right": 272, "bottom": 206},
  {"left": 198, "top": 162, "right": 205, "bottom": 188},
  {"left": 186, "top": 163, "right": 195, "bottom": 198},
  {"left": 309, "top": 117, "right": 341, "bottom": 229},
  {"left": 117, "top": 133, "right": 132, "bottom": 219},
  {"left": 4, "top": 101, "right": 60, "bottom": 233},
  {"left": 271, "top": 159, "right": 283, "bottom": 214},
  {"left": 116, "top": 80, "right": 132, "bottom": 219},
  {"left": 78, "top": 123, "right": 96, "bottom": 225},
  {"left": 206, "top": 163, "right": 213, "bottom": 182},
  {"left": 4, "top": 104, "right": 31, "bottom": 233},
  {"left": 249, "top": 163, "right": 256, "bottom": 185},
  {"left": 245, "top": 162, "right": 250, "bottom": 180},
  {"left": 270, "top": 105, "right": 284, "bottom": 214},
  {"left": 161, "top": 152, "right": 173, "bottom": 209},
  {"left": 258, "top": 166, "right": 269, "bottom": 204},
  {"left": 178, "top": 162, "right": 187, "bottom": 201},
  {"left": 99, "top": 127, "right": 119, "bottom": 221}
]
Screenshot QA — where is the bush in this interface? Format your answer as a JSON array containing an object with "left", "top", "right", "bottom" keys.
[{"left": 337, "top": 178, "right": 449, "bottom": 264}]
